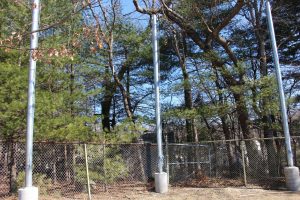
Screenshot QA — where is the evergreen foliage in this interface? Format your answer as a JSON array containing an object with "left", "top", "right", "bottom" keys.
[{"left": 0, "top": 0, "right": 299, "bottom": 143}]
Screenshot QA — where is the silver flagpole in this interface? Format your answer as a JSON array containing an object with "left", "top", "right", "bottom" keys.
[
  {"left": 266, "top": 1, "right": 300, "bottom": 191},
  {"left": 266, "top": 0, "right": 293, "bottom": 167},
  {"left": 25, "top": 0, "right": 41, "bottom": 187},
  {"left": 152, "top": 14, "right": 168, "bottom": 193},
  {"left": 19, "top": 1, "right": 41, "bottom": 199},
  {"left": 152, "top": 14, "right": 163, "bottom": 173}
]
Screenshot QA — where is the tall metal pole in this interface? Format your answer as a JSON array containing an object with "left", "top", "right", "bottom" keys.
[
  {"left": 25, "top": 0, "right": 41, "bottom": 187},
  {"left": 266, "top": 1, "right": 293, "bottom": 167},
  {"left": 152, "top": 14, "right": 164, "bottom": 173}
]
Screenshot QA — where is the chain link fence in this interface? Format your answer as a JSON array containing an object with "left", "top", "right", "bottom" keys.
[
  {"left": 169, "top": 137, "right": 300, "bottom": 188},
  {"left": 0, "top": 137, "right": 299, "bottom": 198}
]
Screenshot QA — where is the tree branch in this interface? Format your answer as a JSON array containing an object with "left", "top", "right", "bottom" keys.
[
  {"left": 215, "top": 35, "right": 239, "bottom": 66},
  {"left": 160, "top": 0, "right": 206, "bottom": 49},
  {"left": 213, "top": 0, "right": 244, "bottom": 36},
  {"left": 133, "top": 0, "right": 160, "bottom": 15}
]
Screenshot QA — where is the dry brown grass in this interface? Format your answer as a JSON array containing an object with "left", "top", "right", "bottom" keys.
[{"left": 4, "top": 186, "right": 300, "bottom": 200}]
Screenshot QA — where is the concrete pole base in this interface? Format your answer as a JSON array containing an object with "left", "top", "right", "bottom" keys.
[
  {"left": 18, "top": 186, "right": 38, "bottom": 200},
  {"left": 284, "top": 167, "right": 300, "bottom": 191},
  {"left": 155, "top": 172, "right": 168, "bottom": 193}
]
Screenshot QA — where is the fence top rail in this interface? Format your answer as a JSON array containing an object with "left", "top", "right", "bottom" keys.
[
  {"left": 166, "top": 143, "right": 209, "bottom": 147},
  {"left": 168, "top": 161, "right": 211, "bottom": 165},
  {"left": 0, "top": 135, "right": 299, "bottom": 145},
  {"left": 200, "top": 136, "right": 300, "bottom": 143}
]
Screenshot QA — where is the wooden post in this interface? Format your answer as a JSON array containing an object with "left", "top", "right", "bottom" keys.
[
  {"left": 165, "top": 135, "right": 169, "bottom": 184},
  {"left": 84, "top": 144, "right": 92, "bottom": 200},
  {"left": 103, "top": 143, "right": 107, "bottom": 192},
  {"left": 240, "top": 141, "right": 247, "bottom": 186}
]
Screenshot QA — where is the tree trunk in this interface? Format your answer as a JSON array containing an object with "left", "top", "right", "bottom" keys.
[
  {"left": 145, "top": 143, "right": 152, "bottom": 179},
  {"left": 263, "top": 116, "right": 278, "bottom": 177},
  {"left": 67, "top": 145, "right": 75, "bottom": 184},
  {"left": 69, "top": 64, "right": 75, "bottom": 117},
  {"left": 137, "top": 145, "right": 146, "bottom": 182},
  {"left": 101, "top": 41, "right": 132, "bottom": 131},
  {"left": 64, "top": 144, "right": 70, "bottom": 182},
  {"left": 101, "top": 90, "right": 113, "bottom": 132},
  {"left": 232, "top": 92, "right": 265, "bottom": 176},
  {"left": 109, "top": 36, "right": 133, "bottom": 121},
  {"left": 71, "top": 145, "right": 76, "bottom": 184},
  {"left": 249, "top": 0, "right": 279, "bottom": 177},
  {"left": 258, "top": 31, "right": 278, "bottom": 177},
  {"left": 221, "top": 116, "right": 237, "bottom": 177},
  {"left": 52, "top": 147, "right": 57, "bottom": 184},
  {"left": 232, "top": 93, "right": 250, "bottom": 138},
  {"left": 114, "top": 74, "right": 133, "bottom": 119},
  {"left": 3, "top": 142, "right": 8, "bottom": 175},
  {"left": 111, "top": 96, "right": 116, "bottom": 128},
  {"left": 173, "top": 32, "right": 197, "bottom": 142},
  {"left": 214, "top": 70, "right": 237, "bottom": 176},
  {"left": 9, "top": 142, "right": 17, "bottom": 193}
]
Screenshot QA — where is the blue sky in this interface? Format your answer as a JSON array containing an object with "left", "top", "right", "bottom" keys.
[{"left": 121, "top": 0, "right": 149, "bottom": 27}]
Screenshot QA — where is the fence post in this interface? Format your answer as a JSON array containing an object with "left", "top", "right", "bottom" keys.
[
  {"left": 84, "top": 144, "right": 92, "bottom": 200},
  {"left": 293, "top": 139, "right": 297, "bottom": 166},
  {"left": 103, "top": 143, "right": 107, "bottom": 192},
  {"left": 240, "top": 141, "right": 247, "bottom": 187},
  {"left": 137, "top": 144, "right": 146, "bottom": 183},
  {"left": 165, "top": 135, "right": 169, "bottom": 184},
  {"left": 52, "top": 148, "right": 57, "bottom": 184},
  {"left": 209, "top": 147, "right": 212, "bottom": 177}
]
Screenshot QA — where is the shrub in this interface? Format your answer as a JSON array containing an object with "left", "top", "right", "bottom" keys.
[
  {"left": 74, "top": 145, "right": 128, "bottom": 191},
  {"left": 16, "top": 171, "right": 52, "bottom": 195}
]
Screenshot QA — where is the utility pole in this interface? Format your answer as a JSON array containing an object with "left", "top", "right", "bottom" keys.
[
  {"left": 152, "top": 14, "right": 168, "bottom": 193},
  {"left": 266, "top": 1, "right": 300, "bottom": 191},
  {"left": 18, "top": 0, "right": 40, "bottom": 199}
]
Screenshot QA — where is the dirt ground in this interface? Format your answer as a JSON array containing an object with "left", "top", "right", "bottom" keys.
[{"left": 5, "top": 187, "right": 300, "bottom": 200}]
